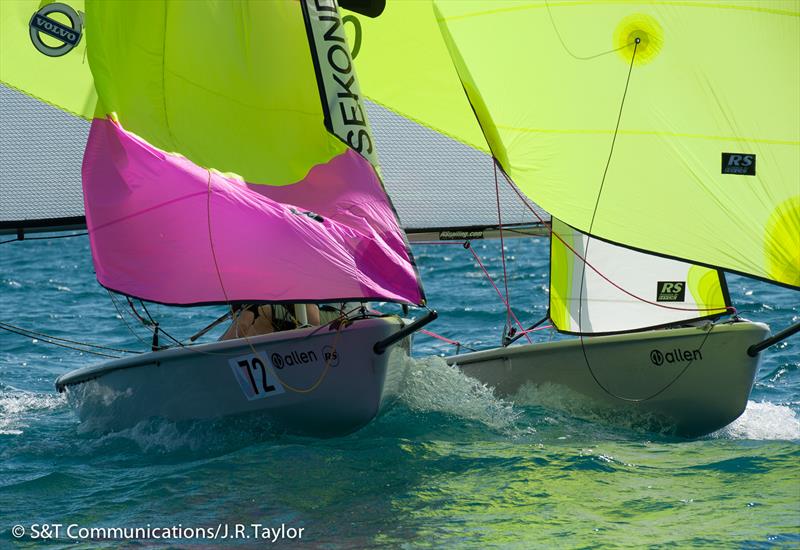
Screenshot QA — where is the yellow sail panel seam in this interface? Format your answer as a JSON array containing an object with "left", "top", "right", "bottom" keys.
[
  {"left": 439, "top": 1, "right": 800, "bottom": 23},
  {"left": 496, "top": 125, "right": 800, "bottom": 146}
]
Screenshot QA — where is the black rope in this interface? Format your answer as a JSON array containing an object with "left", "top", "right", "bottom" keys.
[
  {"left": 0, "top": 322, "right": 122, "bottom": 359},
  {"left": 573, "top": 37, "right": 683, "bottom": 404},
  {"left": 0, "top": 320, "right": 142, "bottom": 354},
  {"left": 0, "top": 232, "right": 88, "bottom": 245},
  {"left": 108, "top": 291, "right": 152, "bottom": 348},
  {"left": 545, "top": 0, "right": 633, "bottom": 61},
  {"left": 586, "top": 38, "right": 639, "bottom": 232},
  {"left": 138, "top": 300, "right": 184, "bottom": 346}
]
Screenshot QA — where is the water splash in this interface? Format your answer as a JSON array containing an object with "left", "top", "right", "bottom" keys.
[
  {"left": 712, "top": 401, "right": 800, "bottom": 441},
  {"left": 0, "top": 389, "right": 66, "bottom": 435},
  {"left": 399, "top": 356, "right": 520, "bottom": 431}
]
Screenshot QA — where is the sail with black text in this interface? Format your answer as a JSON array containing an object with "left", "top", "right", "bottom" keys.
[{"left": 78, "top": 0, "right": 423, "bottom": 306}]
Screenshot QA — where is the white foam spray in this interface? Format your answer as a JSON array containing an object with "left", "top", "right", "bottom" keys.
[
  {"left": 711, "top": 401, "right": 800, "bottom": 441},
  {"left": 398, "top": 356, "right": 521, "bottom": 431}
]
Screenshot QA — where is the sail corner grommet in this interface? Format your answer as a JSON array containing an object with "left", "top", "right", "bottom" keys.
[{"left": 614, "top": 13, "right": 663, "bottom": 65}]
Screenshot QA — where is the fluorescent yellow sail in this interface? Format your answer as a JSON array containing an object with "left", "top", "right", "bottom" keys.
[
  {"left": 348, "top": 1, "right": 800, "bottom": 289},
  {"left": 0, "top": 0, "right": 96, "bottom": 118},
  {"left": 86, "top": 0, "right": 345, "bottom": 186},
  {"left": 342, "top": 0, "right": 488, "bottom": 153}
]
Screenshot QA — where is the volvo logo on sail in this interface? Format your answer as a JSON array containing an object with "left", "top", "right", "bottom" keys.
[
  {"left": 650, "top": 348, "right": 702, "bottom": 366},
  {"left": 29, "top": 3, "right": 83, "bottom": 57}
]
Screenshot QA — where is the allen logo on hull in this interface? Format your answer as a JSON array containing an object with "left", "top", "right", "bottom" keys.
[
  {"left": 270, "top": 347, "right": 340, "bottom": 369},
  {"left": 650, "top": 348, "right": 702, "bottom": 366}
]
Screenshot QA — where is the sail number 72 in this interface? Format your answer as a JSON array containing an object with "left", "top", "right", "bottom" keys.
[
  {"left": 238, "top": 358, "right": 275, "bottom": 395},
  {"left": 228, "top": 352, "right": 285, "bottom": 401}
]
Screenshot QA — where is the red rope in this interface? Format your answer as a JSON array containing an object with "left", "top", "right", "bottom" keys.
[
  {"left": 517, "top": 324, "right": 554, "bottom": 335},
  {"left": 468, "top": 246, "right": 533, "bottom": 344},
  {"left": 420, "top": 328, "right": 460, "bottom": 346}
]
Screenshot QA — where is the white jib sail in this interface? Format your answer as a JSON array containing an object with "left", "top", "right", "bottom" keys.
[{"left": 549, "top": 218, "right": 731, "bottom": 335}]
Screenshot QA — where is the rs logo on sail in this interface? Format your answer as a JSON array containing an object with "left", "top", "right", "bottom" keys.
[
  {"left": 656, "top": 281, "right": 686, "bottom": 302},
  {"left": 721, "top": 152, "right": 756, "bottom": 176}
]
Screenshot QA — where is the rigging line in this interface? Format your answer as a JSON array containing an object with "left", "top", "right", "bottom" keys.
[
  {"left": 138, "top": 300, "right": 184, "bottom": 347},
  {"left": 545, "top": 0, "right": 633, "bottom": 61},
  {"left": 107, "top": 291, "right": 152, "bottom": 348},
  {"left": 578, "top": 320, "right": 718, "bottom": 403},
  {"left": 577, "top": 39, "right": 640, "bottom": 336},
  {"left": 468, "top": 246, "right": 533, "bottom": 344},
  {"left": 419, "top": 328, "right": 477, "bottom": 351},
  {"left": 493, "top": 160, "right": 513, "bottom": 330},
  {"left": 0, "top": 320, "right": 142, "bottom": 354},
  {"left": 125, "top": 296, "right": 152, "bottom": 327},
  {"left": 0, "top": 323, "right": 121, "bottom": 359},
  {"left": 571, "top": 37, "right": 691, "bottom": 404},
  {"left": 498, "top": 168, "right": 732, "bottom": 314},
  {"left": 0, "top": 232, "right": 88, "bottom": 245}
]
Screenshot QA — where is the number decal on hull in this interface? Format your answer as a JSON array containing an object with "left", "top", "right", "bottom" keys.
[{"left": 228, "top": 352, "right": 285, "bottom": 401}]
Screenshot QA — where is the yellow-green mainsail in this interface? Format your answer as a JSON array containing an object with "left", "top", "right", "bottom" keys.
[{"left": 346, "top": 0, "right": 800, "bottom": 289}]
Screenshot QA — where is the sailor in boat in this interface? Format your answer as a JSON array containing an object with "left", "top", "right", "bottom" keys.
[
  {"left": 220, "top": 304, "right": 320, "bottom": 339},
  {"left": 220, "top": 303, "right": 362, "bottom": 339}
]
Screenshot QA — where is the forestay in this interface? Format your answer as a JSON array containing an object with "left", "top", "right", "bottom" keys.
[{"left": 549, "top": 218, "right": 731, "bottom": 335}]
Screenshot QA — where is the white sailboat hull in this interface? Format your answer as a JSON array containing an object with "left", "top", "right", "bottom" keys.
[
  {"left": 55, "top": 316, "right": 411, "bottom": 437},
  {"left": 449, "top": 320, "right": 769, "bottom": 437}
]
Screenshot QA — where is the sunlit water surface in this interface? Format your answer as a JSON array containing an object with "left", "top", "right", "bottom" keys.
[{"left": 1, "top": 235, "right": 798, "bottom": 548}]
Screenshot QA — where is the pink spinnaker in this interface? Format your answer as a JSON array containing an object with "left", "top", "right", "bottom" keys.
[{"left": 82, "top": 118, "right": 423, "bottom": 306}]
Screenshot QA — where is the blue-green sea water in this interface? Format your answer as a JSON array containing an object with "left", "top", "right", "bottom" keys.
[{"left": 1, "top": 235, "right": 798, "bottom": 548}]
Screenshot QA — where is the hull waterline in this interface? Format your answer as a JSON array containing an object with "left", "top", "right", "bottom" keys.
[
  {"left": 448, "top": 321, "right": 769, "bottom": 437},
  {"left": 55, "top": 316, "right": 411, "bottom": 437}
]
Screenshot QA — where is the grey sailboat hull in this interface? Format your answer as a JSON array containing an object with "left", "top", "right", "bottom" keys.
[
  {"left": 448, "top": 320, "right": 769, "bottom": 437},
  {"left": 55, "top": 316, "right": 411, "bottom": 437}
]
